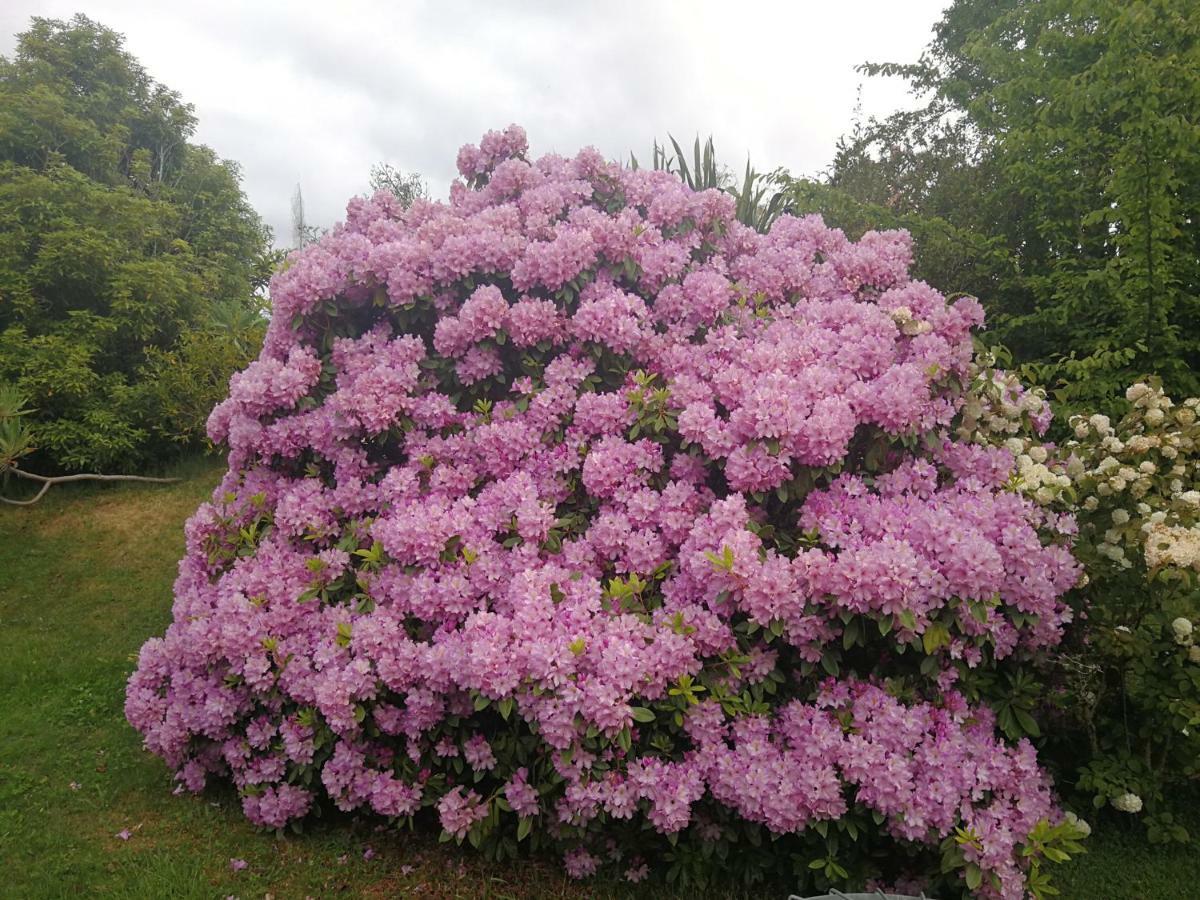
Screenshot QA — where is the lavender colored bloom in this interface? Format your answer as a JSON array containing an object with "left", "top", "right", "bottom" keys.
[{"left": 126, "top": 126, "right": 1081, "bottom": 898}]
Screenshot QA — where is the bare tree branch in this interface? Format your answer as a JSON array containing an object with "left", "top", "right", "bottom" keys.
[{"left": 1, "top": 467, "right": 179, "bottom": 506}]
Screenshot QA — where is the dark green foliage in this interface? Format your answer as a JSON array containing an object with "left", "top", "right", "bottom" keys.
[
  {"left": 787, "top": 0, "right": 1200, "bottom": 411},
  {"left": 0, "top": 15, "right": 274, "bottom": 471}
]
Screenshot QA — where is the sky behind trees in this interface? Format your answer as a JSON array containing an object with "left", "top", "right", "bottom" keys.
[{"left": 1, "top": 0, "right": 947, "bottom": 245}]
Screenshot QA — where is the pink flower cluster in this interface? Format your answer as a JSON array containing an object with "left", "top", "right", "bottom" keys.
[{"left": 127, "top": 126, "right": 1079, "bottom": 898}]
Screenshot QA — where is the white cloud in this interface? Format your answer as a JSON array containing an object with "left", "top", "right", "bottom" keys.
[{"left": 1, "top": 0, "right": 947, "bottom": 246}]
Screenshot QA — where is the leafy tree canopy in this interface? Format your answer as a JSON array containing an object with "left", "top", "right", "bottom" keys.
[
  {"left": 0, "top": 14, "right": 274, "bottom": 471},
  {"left": 786, "top": 0, "right": 1200, "bottom": 414}
]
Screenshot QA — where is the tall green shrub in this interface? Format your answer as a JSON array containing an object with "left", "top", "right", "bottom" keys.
[
  {"left": 0, "top": 15, "right": 274, "bottom": 471},
  {"left": 789, "top": 0, "right": 1200, "bottom": 410}
]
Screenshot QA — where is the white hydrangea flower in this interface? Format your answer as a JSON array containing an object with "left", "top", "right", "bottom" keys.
[
  {"left": 1063, "top": 811, "right": 1092, "bottom": 838},
  {"left": 1127, "top": 435, "right": 1155, "bottom": 453},
  {"left": 1112, "top": 509, "right": 1130, "bottom": 525},
  {"left": 1172, "top": 617, "right": 1193, "bottom": 644},
  {"left": 1178, "top": 490, "right": 1200, "bottom": 507},
  {"left": 1028, "top": 445, "right": 1049, "bottom": 464},
  {"left": 1145, "top": 523, "right": 1200, "bottom": 571},
  {"left": 1111, "top": 793, "right": 1143, "bottom": 814},
  {"left": 1127, "top": 383, "right": 1150, "bottom": 403},
  {"left": 1146, "top": 408, "right": 1165, "bottom": 426},
  {"left": 1090, "top": 414, "right": 1112, "bottom": 435}
]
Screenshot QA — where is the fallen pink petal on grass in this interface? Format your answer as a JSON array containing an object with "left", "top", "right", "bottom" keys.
[
  {"left": 229, "top": 858, "right": 248, "bottom": 872},
  {"left": 115, "top": 829, "right": 131, "bottom": 841}
]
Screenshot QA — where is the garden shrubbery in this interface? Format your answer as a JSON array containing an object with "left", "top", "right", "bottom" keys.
[
  {"left": 0, "top": 16, "right": 275, "bottom": 473},
  {"left": 1044, "top": 384, "right": 1199, "bottom": 840},
  {"left": 125, "top": 127, "right": 1100, "bottom": 898}
]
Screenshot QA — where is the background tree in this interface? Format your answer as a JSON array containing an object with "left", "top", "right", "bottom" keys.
[
  {"left": 786, "top": 0, "right": 1200, "bottom": 415},
  {"left": 368, "top": 162, "right": 427, "bottom": 207},
  {"left": 0, "top": 14, "right": 273, "bottom": 471}
]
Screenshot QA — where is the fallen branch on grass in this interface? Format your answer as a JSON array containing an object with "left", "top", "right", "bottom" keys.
[{"left": 0, "top": 467, "right": 180, "bottom": 506}]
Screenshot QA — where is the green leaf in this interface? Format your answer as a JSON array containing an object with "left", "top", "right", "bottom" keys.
[
  {"left": 1013, "top": 707, "right": 1041, "bottom": 737},
  {"left": 630, "top": 706, "right": 656, "bottom": 723},
  {"left": 966, "top": 863, "right": 983, "bottom": 891},
  {"left": 922, "top": 621, "right": 950, "bottom": 655},
  {"left": 616, "top": 727, "right": 632, "bottom": 751}
]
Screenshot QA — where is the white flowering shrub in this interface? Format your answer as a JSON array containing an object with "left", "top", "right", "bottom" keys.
[{"left": 969, "top": 375, "right": 1200, "bottom": 843}]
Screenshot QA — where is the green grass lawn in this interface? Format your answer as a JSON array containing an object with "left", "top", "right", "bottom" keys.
[{"left": 0, "top": 459, "right": 1194, "bottom": 899}]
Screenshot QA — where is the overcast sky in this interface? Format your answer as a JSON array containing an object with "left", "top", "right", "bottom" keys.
[{"left": 2, "top": 1, "right": 947, "bottom": 247}]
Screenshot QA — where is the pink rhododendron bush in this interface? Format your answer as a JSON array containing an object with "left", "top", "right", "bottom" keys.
[{"left": 126, "top": 126, "right": 1088, "bottom": 898}]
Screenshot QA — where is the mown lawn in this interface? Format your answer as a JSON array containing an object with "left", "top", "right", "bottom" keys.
[{"left": 0, "top": 458, "right": 1194, "bottom": 899}]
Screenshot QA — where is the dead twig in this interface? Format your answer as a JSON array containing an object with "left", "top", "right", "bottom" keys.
[{"left": 0, "top": 467, "right": 180, "bottom": 506}]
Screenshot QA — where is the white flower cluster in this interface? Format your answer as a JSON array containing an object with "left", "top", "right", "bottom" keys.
[
  {"left": 1062, "top": 383, "right": 1200, "bottom": 571},
  {"left": 889, "top": 305, "right": 933, "bottom": 337},
  {"left": 1003, "top": 438, "right": 1072, "bottom": 504},
  {"left": 1171, "top": 617, "right": 1193, "bottom": 646},
  {"left": 1144, "top": 524, "right": 1200, "bottom": 572},
  {"left": 1062, "top": 811, "right": 1092, "bottom": 838},
  {"left": 1111, "top": 792, "right": 1144, "bottom": 814},
  {"left": 958, "top": 365, "right": 1050, "bottom": 445}
]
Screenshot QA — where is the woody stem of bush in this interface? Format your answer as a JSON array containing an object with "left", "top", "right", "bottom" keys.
[{"left": 0, "top": 467, "right": 180, "bottom": 506}]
